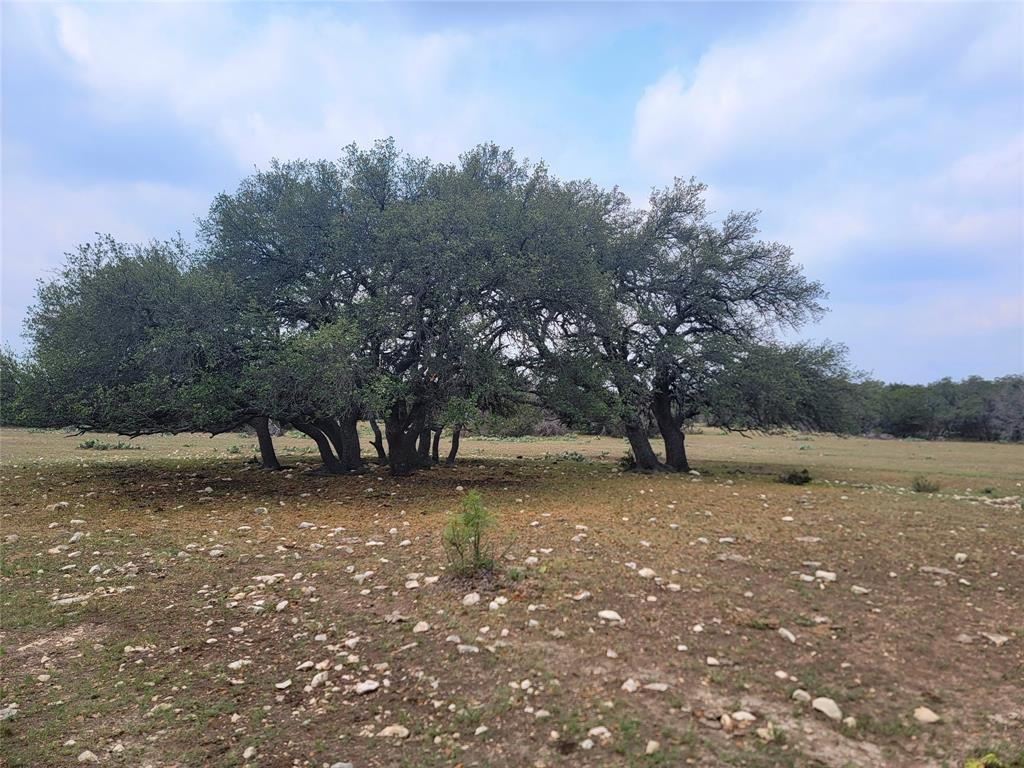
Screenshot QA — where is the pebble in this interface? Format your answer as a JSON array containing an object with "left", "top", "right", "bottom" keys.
[
  {"left": 412, "top": 621, "right": 430, "bottom": 634},
  {"left": 645, "top": 740, "right": 660, "bottom": 755},
  {"left": 355, "top": 679, "right": 380, "bottom": 694},
  {"left": 811, "top": 697, "right": 842, "bottom": 721},
  {"left": 377, "top": 724, "right": 410, "bottom": 739},
  {"left": 462, "top": 592, "right": 480, "bottom": 606},
  {"left": 954, "top": 552, "right": 968, "bottom": 564},
  {"left": 778, "top": 627, "right": 796, "bottom": 643},
  {"left": 792, "top": 689, "right": 811, "bottom": 703},
  {"left": 597, "top": 610, "right": 622, "bottom": 623},
  {"left": 914, "top": 706, "right": 941, "bottom": 724},
  {"left": 243, "top": 746, "right": 256, "bottom": 759},
  {"left": 77, "top": 751, "right": 99, "bottom": 764},
  {"left": 621, "top": 678, "right": 639, "bottom": 693}
]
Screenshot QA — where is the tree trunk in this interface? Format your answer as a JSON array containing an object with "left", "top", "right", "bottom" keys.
[
  {"left": 384, "top": 402, "right": 430, "bottom": 476},
  {"left": 250, "top": 416, "right": 281, "bottom": 470},
  {"left": 384, "top": 419, "right": 419, "bottom": 476},
  {"left": 368, "top": 417, "right": 388, "bottom": 465},
  {"left": 652, "top": 390, "right": 690, "bottom": 472},
  {"left": 292, "top": 419, "right": 343, "bottom": 474},
  {"left": 313, "top": 414, "right": 362, "bottom": 471},
  {"left": 417, "top": 427, "right": 431, "bottom": 462},
  {"left": 431, "top": 428, "right": 442, "bottom": 464},
  {"left": 315, "top": 417, "right": 347, "bottom": 464},
  {"left": 337, "top": 410, "right": 363, "bottom": 471},
  {"left": 444, "top": 424, "right": 462, "bottom": 467},
  {"left": 624, "top": 417, "right": 666, "bottom": 472}
]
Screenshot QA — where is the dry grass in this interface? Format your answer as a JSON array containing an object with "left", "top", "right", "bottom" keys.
[{"left": 1, "top": 427, "right": 1021, "bottom": 767}]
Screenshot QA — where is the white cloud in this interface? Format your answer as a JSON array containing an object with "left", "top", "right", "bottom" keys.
[
  {"left": 46, "top": 5, "right": 520, "bottom": 169},
  {"left": 631, "top": 4, "right": 937, "bottom": 175}
]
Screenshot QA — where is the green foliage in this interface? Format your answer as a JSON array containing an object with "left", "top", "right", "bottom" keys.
[
  {"left": 553, "top": 450, "right": 586, "bottom": 462},
  {"left": 912, "top": 476, "right": 940, "bottom": 493},
  {"left": 778, "top": 468, "right": 812, "bottom": 485},
  {"left": 618, "top": 450, "right": 637, "bottom": 471},
  {"left": 442, "top": 491, "right": 503, "bottom": 577},
  {"left": 78, "top": 439, "right": 141, "bottom": 451},
  {"left": 849, "top": 375, "right": 1023, "bottom": 442},
  {"left": 22, "top": 136, "right": 1014, "bottom": 484}
]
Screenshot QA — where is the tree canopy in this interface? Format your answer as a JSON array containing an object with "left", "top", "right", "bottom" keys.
[{"left": 7, "top": 139, "right": 882, "bottom": 474}]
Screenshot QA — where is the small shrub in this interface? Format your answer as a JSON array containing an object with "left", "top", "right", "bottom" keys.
[
  {"left": 778, "top": 468, "right": 812, "bottom": 485},
  {"left": 443, "top": 490, "right": 508, "bottom": 577},
  {"left": 555, "top": 450, "right": 586, "bottom": 463},
  {"left": 618, "top": 450, "right": 637, "bottom": 470},
  {"left": 226, "top": 445, "right": 241, "bottom": 455},
  {"left": 78, "top": 439, "right": 140, "bottom": 451},
  {"left": 912, "top": 476, "right": 940, "bottom": 493}
]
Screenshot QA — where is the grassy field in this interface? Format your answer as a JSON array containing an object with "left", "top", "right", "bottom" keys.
[{"left": 1, "top": 426, "right": 1021, "bottom": 767}]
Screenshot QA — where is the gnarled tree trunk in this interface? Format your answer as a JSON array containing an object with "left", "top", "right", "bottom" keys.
[
  {"left": 368, "top": 417, "right": 388, "bottom": 465},
  {"left": 314, "top": 412, "right": 363, "bottom": 472},
  {"left": 444, "top": 424, "right": 462, "bottom": 467},
  {"left": 417, "top": 427, "right": 431, "bottom": 463},
  {"left": 249, "top": 416, "right": 281, "bottom": 470},
  {"left": 431, "top": 428, "right": 442, "bottom": 464},
  {"left": 652, "top": 389, "right": 690, "bottom": 472},
  {"left": 292, "top": 419, "right": 343, "bottom": 474},
  {"left": 624, "top": 415, "right": 666, "bottom": 472},
  {"left": 384, "top": 402, "right": 430, "bottom": 476}
]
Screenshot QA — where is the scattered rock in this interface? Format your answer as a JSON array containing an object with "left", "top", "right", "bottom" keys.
[
  {"left": 914, "top": 706, "right": 941, "bottom": 724},
  {"left": 597, "top": 610, "right": 623, "bottom": 623},
  {"left": 645, "top": 740, "right": 660, "bottom": 755},
  {"left": 355, "top": 679, "right": 380, "bottom": 695},
  {"left": 377, "top": 724, "right": 410, "bottom": 739},
  {"left": 412, "top": 621, "right": 430, "bottom": 634},
  {"left": 243, "top": 746, "right": 256, "bottom": 759},
  {"left": 812, "top": 696, "right": 842, "bottom": 721},
  {"left": 778, "top": 627, "right": 796, "bottom": 643},
  {"left": 982, "top": 632, "right": 1010, "bottom": 647},
  {"left": 792, "top": 689, "right": 811, "bottom": 703},
  {"left": 77, "top": 751, "right": 99, "bottom": 764},
  {"left": 462, "top": 592, "right": 481, "bottom": 607}
]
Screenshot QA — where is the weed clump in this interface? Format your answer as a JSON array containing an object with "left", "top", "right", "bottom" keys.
[
  {"left": 78, "top": 439, "right": 140, "bottom": 451},
  {"left": 778, "top": 468, "right": 812, "bottom": 485},
  {"left": 912, "top": 476, "right": 940, "bottom": 493},
  {"left": 443, "top": 490, "right": 508, "bottom": 577},
  {"left": 618, "top": 450, "right": 637, "bottom": 471}
]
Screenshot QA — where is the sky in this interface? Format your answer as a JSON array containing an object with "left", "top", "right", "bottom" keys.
[{"left": 2, "top": 1, "right": 1022, "bottom": 383}]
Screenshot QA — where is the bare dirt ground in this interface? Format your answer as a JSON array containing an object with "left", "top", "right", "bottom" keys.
[{"left": 1, "top": 427, "right": 1021, "bottom": 767}]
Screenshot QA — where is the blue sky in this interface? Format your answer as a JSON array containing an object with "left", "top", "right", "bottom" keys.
[{"left": 2, "top": 1, "right": 1022, "bottom": 383}]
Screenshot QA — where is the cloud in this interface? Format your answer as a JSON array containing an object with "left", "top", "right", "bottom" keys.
[
  {"left": 45, "top": 4, "right": 524, "bottom": 169},
  {"left": 631, "top": 4, "right": 939, "bottom": 175}
]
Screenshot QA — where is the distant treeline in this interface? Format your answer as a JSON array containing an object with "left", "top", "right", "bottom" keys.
[
  {"left": 473, "top": 374, "right": 1024, "bottom": 444},
  {"left": 844, "top": 375, "right": 1023, "bottom": 442}
]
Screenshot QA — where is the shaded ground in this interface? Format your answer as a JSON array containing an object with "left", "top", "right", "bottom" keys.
[{"left": 1, "top": 428, "right": 1021, "bottom": 767}]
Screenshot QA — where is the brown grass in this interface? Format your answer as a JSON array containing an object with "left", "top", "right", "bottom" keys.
[{"left": 1, "top": 427, "right": 1021, "bottom": 767}]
